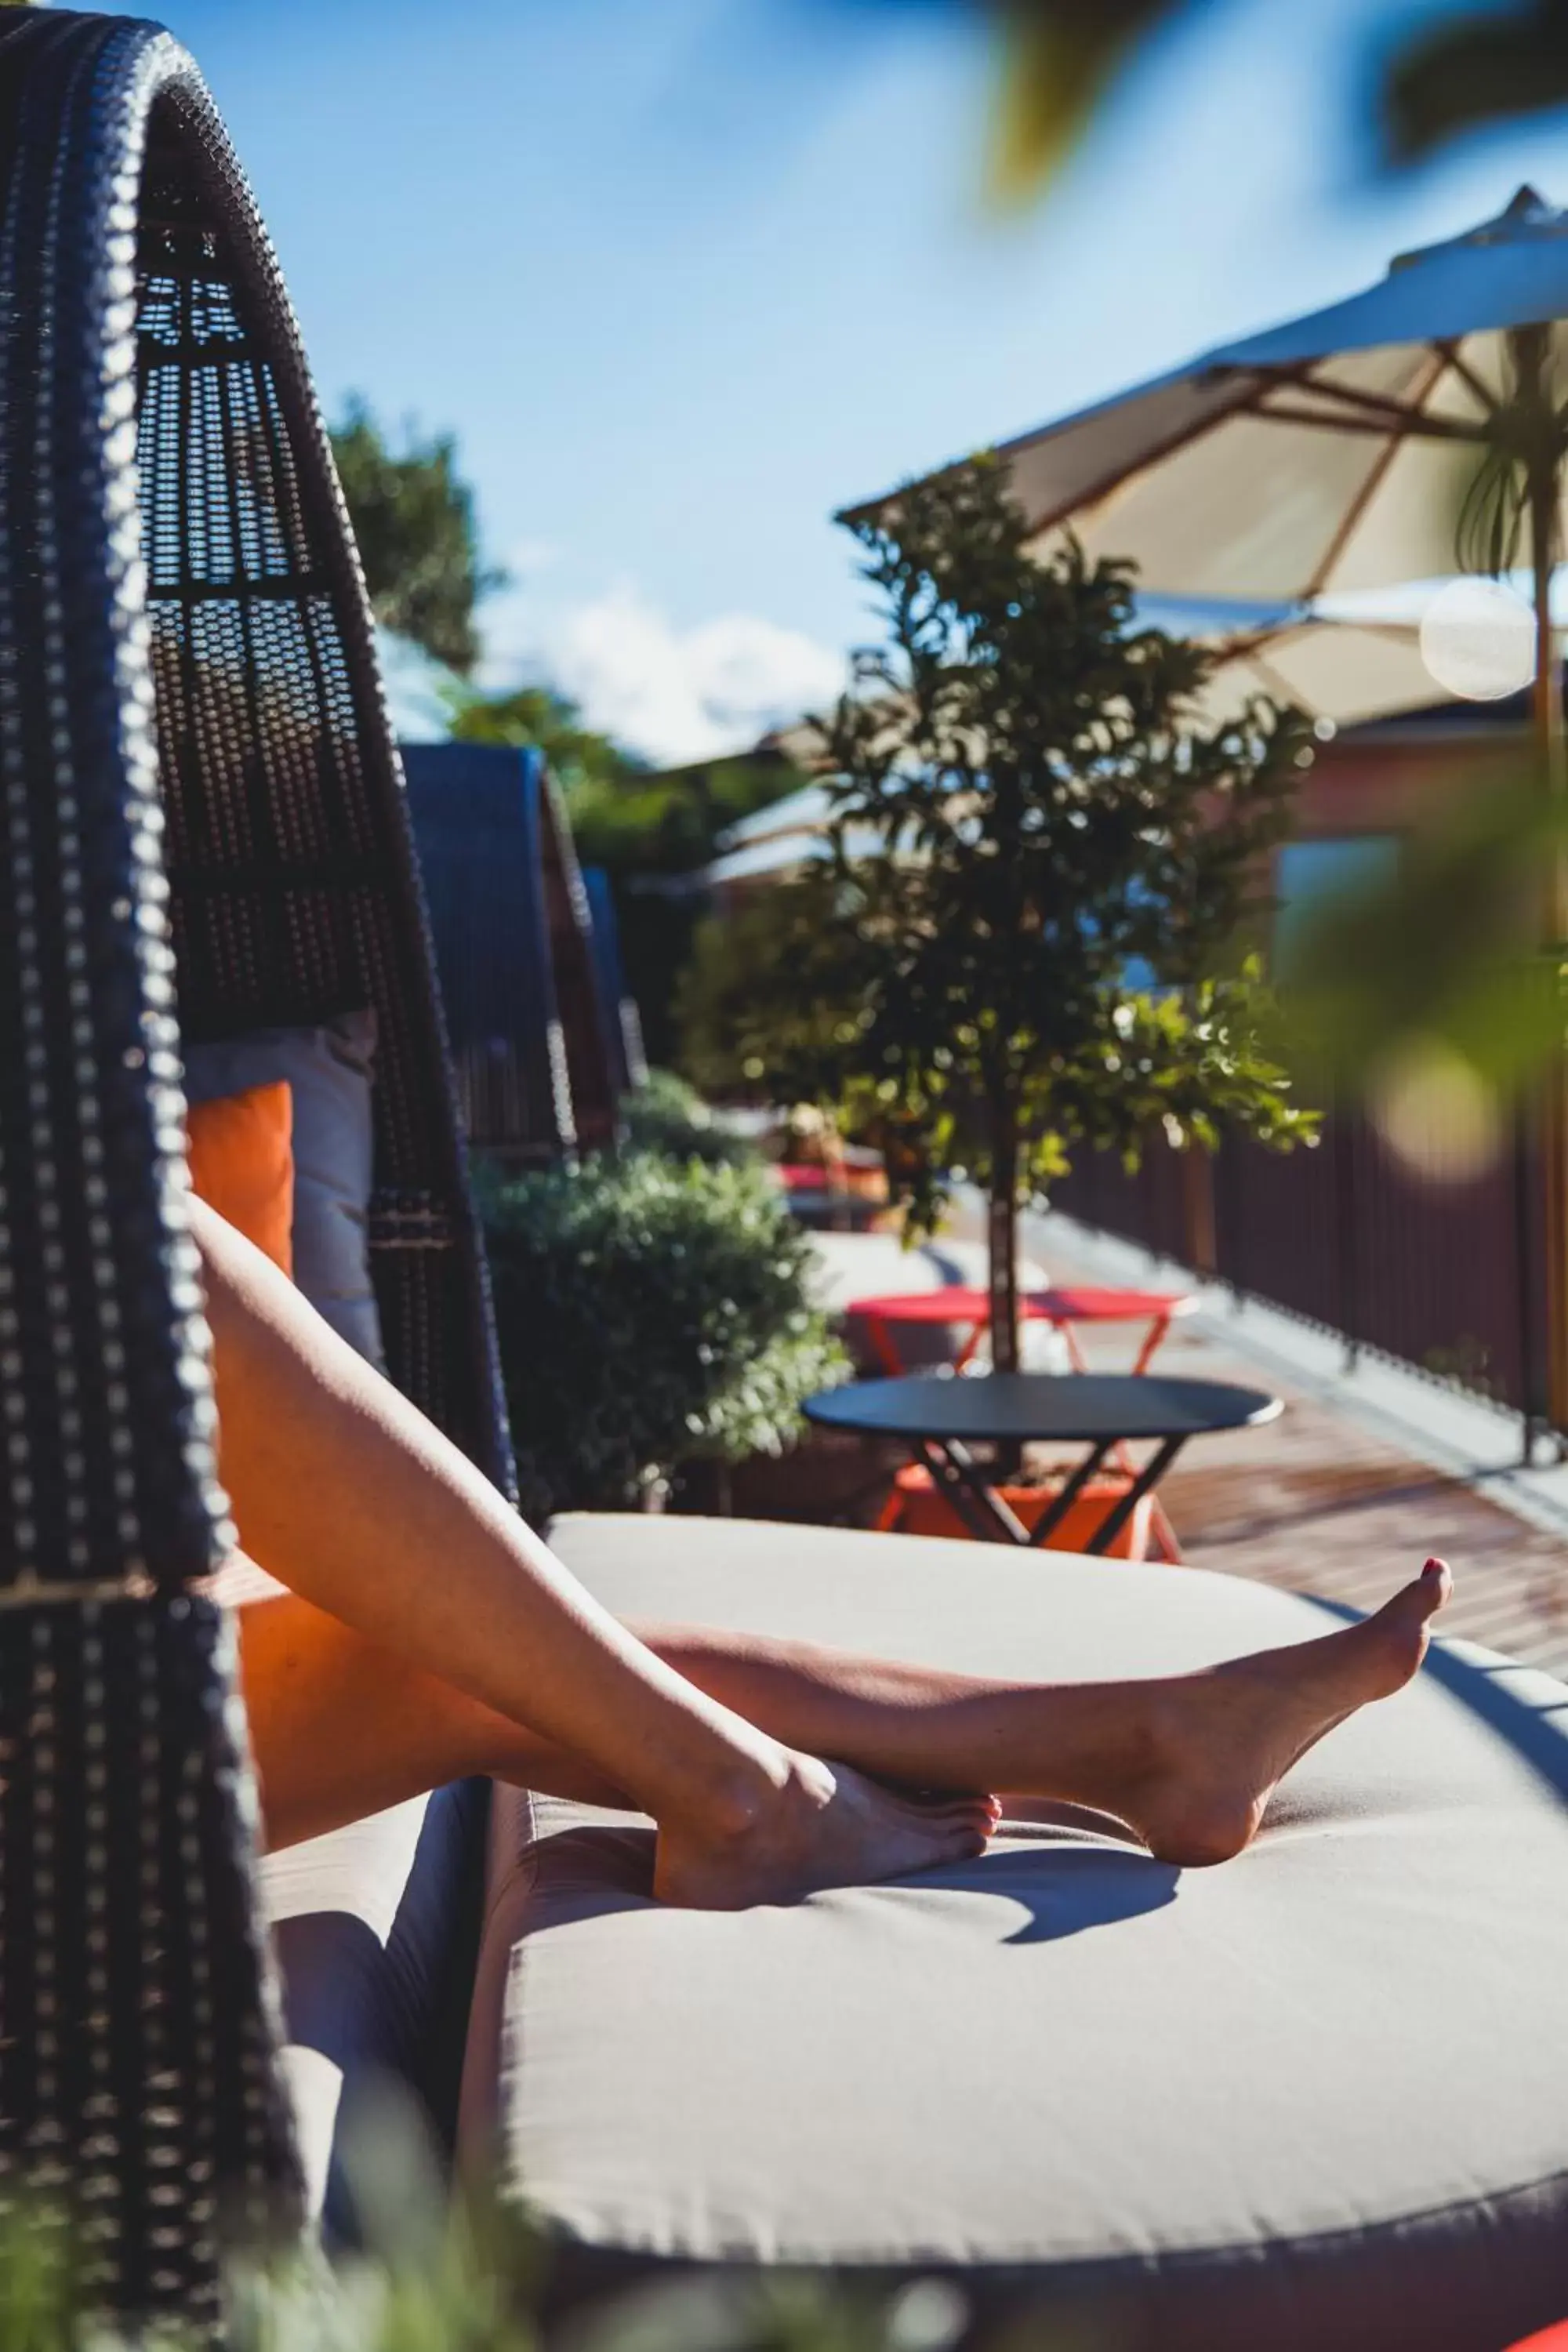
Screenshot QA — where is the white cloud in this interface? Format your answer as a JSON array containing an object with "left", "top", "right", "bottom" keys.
[
  {"left": 483, "top": 583, "right": 846, "bottom": 767},
  {"left": 497, "top": 535, "right": 559, "bottom": 580}
]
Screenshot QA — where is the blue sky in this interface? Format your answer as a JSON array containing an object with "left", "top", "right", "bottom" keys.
[{"left": 121, "top": 0, "right": 1568, "bottom": 760}]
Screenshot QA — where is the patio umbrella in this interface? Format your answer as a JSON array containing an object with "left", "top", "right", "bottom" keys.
[{"left": 848, "top": 185, "right": 1568, "bottom": 761}]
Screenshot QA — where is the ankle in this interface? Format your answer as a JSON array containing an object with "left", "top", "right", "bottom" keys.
[
  {"left": 1064, "top": 1679, "right": 1174, "bottom": 1815},
  {"left": 664, "top": 1732, "right": 786, "bottom": 1839},
  {"left": 674, "top": 1739, "right": 830, "bottom": 1853},
  {"left": 1134, "top": 1676, "right": 1199, "bottom": 1777}
]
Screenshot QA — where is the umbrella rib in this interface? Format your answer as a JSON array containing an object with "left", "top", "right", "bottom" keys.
[
  {"left": 1272, "top": 376, "right": 1415, "bottom": 426},
  {"left": 1226, "top": 359, "right": 1487, "bottom": 441},
  {"left": 1304, "top": 348, "right": 1452, "bottom": 597},
  {"left": 1248, "top": 397, "right": 1482, "bottom": 443},
  {"left": 1006, "top": 382, "right": 1261, "bottom": 539},
  {"left": 1433, "top": 339, "right": 1503, "bottom": 419},
  {"left": 1342, "top": 618, "right": 1432, "bottom": 643},
  {"left": 1239, "top": 647, "right": 1305, "bottom": 706},
  {"left": 1207, "top": 625, "right": 1288, "bottom": 659}
]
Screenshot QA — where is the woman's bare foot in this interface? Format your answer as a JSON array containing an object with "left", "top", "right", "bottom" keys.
[
  {"left": 654, "top": 1751, "right": 1000, "bottom": 1911},
  {"left": 1109, "top": 1559, "right": 1452, "bottom": 1867}
]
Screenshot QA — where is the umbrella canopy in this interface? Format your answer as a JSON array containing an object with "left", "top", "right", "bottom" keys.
[
  {"left": 849, "top": 187, "right": 1568, "bottom": 618},
  {"left": 704, "top": 780, "right": 927, "bottom": 886},
  {"left": 1129, "top": 590, "right": 1439, "bottom": 728}
]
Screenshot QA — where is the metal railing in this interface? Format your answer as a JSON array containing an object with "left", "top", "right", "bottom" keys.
[{"left": 1047, "top": 1111, "right": 1551, "bottom": 1447}]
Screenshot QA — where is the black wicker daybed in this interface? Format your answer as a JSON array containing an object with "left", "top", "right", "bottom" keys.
[
  {"left": 400, "top": 741, "right": 622, "bottom": 1165},
  {"left": 2, "top": 14, "right": 1568, "bottom": 2350}
]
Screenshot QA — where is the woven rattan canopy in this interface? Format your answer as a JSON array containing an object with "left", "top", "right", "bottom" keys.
[
  {"left": 401, "top": 743, "right": 622, "bottom": 1161},
  {"left": 0, "top": 9, "right": 514, "bottom": 2323}
]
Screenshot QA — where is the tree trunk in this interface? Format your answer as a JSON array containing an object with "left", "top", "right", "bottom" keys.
[
  {"left": 988, "top": 1100, "right": 1021, "bottom": 1376},
  {"left": 1181, "top": 1144, "right": 1218, "bottom": 1277}
]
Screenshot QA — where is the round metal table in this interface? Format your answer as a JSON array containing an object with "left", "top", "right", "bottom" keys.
[{"left": 804, "top": 1372, "right": 1283, "bottom": 1554}]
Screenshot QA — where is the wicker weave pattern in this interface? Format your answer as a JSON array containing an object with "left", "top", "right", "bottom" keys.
[
  {"left": 539, "top": 763, "right": 621, "bottom": 1157},
  {"left": 401, "top": 744, "right": 622, "bottom": 1160},
  {"left": 0, "top": 9, "right": 514, "bottom": 2318},
  {"left": 0, "top": 1597, "right": 299, "bottom": 2320}
]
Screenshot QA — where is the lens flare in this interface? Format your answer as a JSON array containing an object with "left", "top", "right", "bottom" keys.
[
  {"left": 1417, "top": 578, "right": 1537, "bottom": 702},
  {"left": 1369, "top": 1036, "right": 1502, "bottom": 1184}
]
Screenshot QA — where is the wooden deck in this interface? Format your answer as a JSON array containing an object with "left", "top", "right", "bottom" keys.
[{"left": 1047, "top": 1241, "right": 1568, "bottom": 1680}]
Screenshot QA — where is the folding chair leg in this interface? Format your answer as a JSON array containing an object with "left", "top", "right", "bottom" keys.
[
  {"left": 875, "top": 1486, "right": 907, "bottom": 1532},
  {"left": 1148, "top": 1497, "right": 1183, "bottom": 1563}
]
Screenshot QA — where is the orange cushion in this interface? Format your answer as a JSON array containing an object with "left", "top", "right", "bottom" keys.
[{"left": 187, "top": 1080, "right": 295, "bottom": 1276}]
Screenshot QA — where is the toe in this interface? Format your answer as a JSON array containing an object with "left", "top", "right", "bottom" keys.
[
  {"left": 1417, "top": 1556, "right": 1453, "bottom": 1611},
  {"left": 923, "top": 1802, "right": 997, "bottom": 1841},
  {"left": 1330, "top": 1560, "right": 1449, "bottom": 1700},
  {"left": 934, "top": 1823, "right": 989, "bottom": 1864},
  {"left": 1365, "top": 1559, "right": 1450, "bottom": 1641},
  {"left": 901, "top": 1791, "right": 1000, "bottom": 1827}
]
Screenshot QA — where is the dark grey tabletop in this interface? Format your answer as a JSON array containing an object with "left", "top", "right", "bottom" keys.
[{"left": 803, "top": 1371, "right": 1283, "bottom": 1444}]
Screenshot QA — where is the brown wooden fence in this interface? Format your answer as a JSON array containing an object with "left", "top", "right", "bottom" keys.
[{"left": 1047, "top": 1112, "right": 1549, "bottom": 1433}]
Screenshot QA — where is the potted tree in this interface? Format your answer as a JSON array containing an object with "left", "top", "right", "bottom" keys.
[{"left": 680, "top": 458, "right": 1317, "bottom": 1540}]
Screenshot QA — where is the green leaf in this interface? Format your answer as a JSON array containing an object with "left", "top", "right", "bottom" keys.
[
  {"left": 330, "top": 398, "right": 502, "bottom": 675},
  {"left": 1274, "top": 753, "right": 1567, "bottom": 1099},
  {"left": 985, "top": 1, "right": 1188, "bottom": 207},
  {"left": 1379, "top": 2, "right": 1568, "bottom": 166}
]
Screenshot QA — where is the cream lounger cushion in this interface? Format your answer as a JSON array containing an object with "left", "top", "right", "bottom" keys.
[{"left": 459, "top": 1515, "right": 1568, "bottom": 2352}]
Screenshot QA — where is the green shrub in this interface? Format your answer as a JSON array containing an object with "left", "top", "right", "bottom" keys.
[
  {"left": 620, "top": 1069, "right": 760, "bottom": 1169},
  {"left": 0, "top": 2237, "right": 971, "bottom": 2352},
  {"left": 0, "top": 2178, "right": 970, "bottom": 2351},
  {"left": 479, "top": 1152, "right": 848, "bottom": 1519}
]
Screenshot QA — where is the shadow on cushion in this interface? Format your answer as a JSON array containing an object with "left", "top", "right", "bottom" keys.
[{"left": 270, "top": 1777, "right": 491, "bottom": 2243}]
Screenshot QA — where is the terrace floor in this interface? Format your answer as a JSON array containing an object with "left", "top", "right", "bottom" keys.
[{"left": 1020, "top": 1204, "right": 1568, "bottom": 1680}]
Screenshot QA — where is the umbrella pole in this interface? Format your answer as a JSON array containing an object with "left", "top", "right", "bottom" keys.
[
  {"left": 1530, "top": 467, "right": 1565, "bottom": 825},
  {"left": 1524, "top": 322, "right": 1568, "bottom": 1442}
]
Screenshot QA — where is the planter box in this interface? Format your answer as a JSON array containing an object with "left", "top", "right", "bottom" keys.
[
  {"left": 883, "top": 1462, "right": 1153, "bottom": 1559},
  {"left": 713, "top": 1428, "right": 905, "bottom": 1527}
]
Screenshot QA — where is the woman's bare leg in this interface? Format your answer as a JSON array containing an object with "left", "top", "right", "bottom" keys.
[
  {"left": 193, "top": 1194, "right": 1449, "bottom": 1893},
  {"left": 230, "top": 1575, "right": 633, "bottom": 1847},
  {"left": 233, "top": 1548, "right": 1451, "bottom": 1877},
  {"left": 194, "top": 1200, "right": 993, "bottom": 1907},
  {"left": 642, "top": 1565, "right": 1450, "bottom": 1872}
]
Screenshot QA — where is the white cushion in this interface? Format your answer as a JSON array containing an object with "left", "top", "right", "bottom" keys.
[{"left": 461, "top": 1515, "right": 1568, "bottom": 2350}]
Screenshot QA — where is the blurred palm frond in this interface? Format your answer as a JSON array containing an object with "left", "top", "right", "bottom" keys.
[
  {"left": 843, "top": 0, "right": 1568, "bottom": 205},
  {"left": 1381, "top": 0, "right": 1568, "bottom": 166},
  {"left": 1276, "top": 753, "right": 1567, "bottom": 1105},
  {"left": 984, "top": 0, "right": 1183, "bottom": 206}
]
